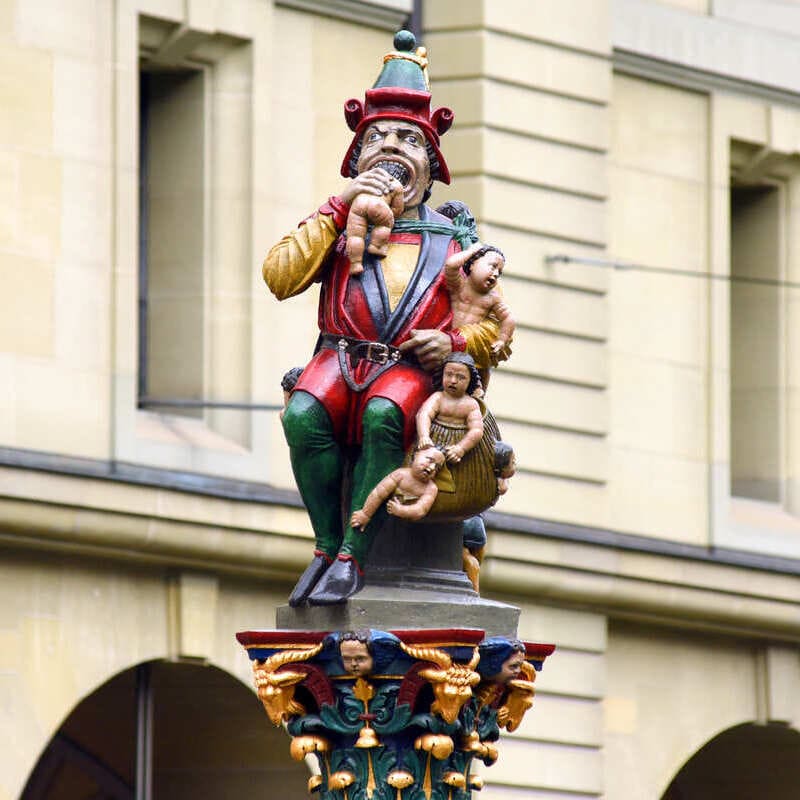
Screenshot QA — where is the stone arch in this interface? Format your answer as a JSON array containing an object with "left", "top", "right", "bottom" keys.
[
  {"left": 661, "top": 722, "right": 800, "bottom": 799},
  {"left": 20, "top": 659, "right": 308, "bottom": 799}
]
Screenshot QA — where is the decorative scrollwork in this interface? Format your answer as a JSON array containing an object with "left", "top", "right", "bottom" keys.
[
  {"left": 399, "top": 642, "right": 480, "bottom": 724},
  {"left": 496, "top": 660, "right": 537, "bottom": 733},
  {"left": 252, "top": 642, "right": 324, "bottom": 725}
]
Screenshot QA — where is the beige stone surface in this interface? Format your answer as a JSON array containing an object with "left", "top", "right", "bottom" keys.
[
  {"left": 438, "top": 176, "right": 606, "bottom": 245},
  {"left": 502, "top": 278, "right": 607, "bottom": 340},
  {"left": 656, "top": 0, "right": 709, "bottom": 12},
  {"left": 496, "top": 419, "right": 608, "bottom": 483},
  {"left": 484, "top": 0, "right": 611, "bottom": 54},
  {"left": 491, "top": 470, "right": 608, "bottom": 527},
  {"left": 480, "top": 224, "right": 609, "bottom": 293},
  {"left": 609, "top": 268, "right": 708, "bottom": 367},
  {"left": 436, "top": 78, "right": 610, "bottom": 152},
  {"left": 14, "top": 361, "right": 110, "bottom": 457},
  {"left": 447, "top": 127, "right": 607, "bottom": 198},
  {"left": 491, "top": 371, "right": 607, "bottom": 434},
  {"left": 485, "top": 737, "right": 602, "bottom": 794},
  {"left": 0, "top": 553, "right": 170, "bottom": 799},
  {"left": 429, "top": 30, "right": 610, "bottom": 105},
  {"left": 0, "top": 253, "right": 54, "bottom": 357},
  {"left": 510, "top": 328, "right": 607, "bottom": 387},
  {"left": 509, "top": 693, "right": 603, "bottom": 747},
  {"left": 609, "top": 353, "right": 706, "bottom": 459},
  {"left": 612, "top": 74, "right": 708, "bottom": 182},
  {"left": 0, "top": 41, "right": 53, "bottom": 152},
  {"left": 607, "top": 447, "right": 708, "bottom": 543},
  {"left": 175, "top": 571, "right": 219, "bottom": 660},
  {"left": 604, "top": 622, "right": 757, "bottom": 799}
]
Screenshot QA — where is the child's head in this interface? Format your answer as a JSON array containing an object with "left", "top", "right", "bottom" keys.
[
  {"left": 434, "top": 352, "right": 482, "bottom": 397},
  {"left": 494, "top": 441, "right": 516, "bottom": 477},
  {"left": 411, "top": 445, "right": 446, "bottom": 479},
  {"left": 462, "top": 245, "right": 505, "bottom": 293}
]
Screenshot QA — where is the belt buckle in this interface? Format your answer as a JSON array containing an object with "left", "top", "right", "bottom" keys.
[{"left": 365, "top": 342, "right": 390, "bottom": 365}]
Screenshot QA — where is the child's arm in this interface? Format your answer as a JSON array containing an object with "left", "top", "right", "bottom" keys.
[
  {"left": 489, "top": 296, "right": 515, "bottom": 354},
  {"left": 415, "top": 392, "right": 443, "bottom": 448},
  {"left": 444, "top": 401, "right": 484, "bottom": 464},
  {"left": 443, "top": 243, "right": 481, "bottom": 293},
  {"left": 350, "top": 471, "right": 401, "bottom": 529},
  {"left": 386, "top": 481, "right": 439, "bottom": 521}
]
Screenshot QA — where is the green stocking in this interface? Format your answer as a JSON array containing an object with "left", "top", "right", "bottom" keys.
[
  {"left": 340, "top": 397, "right": 405, "bottom": 564},
  {"left": 281, "top": 391, "right": 344, "bottom": 559}
]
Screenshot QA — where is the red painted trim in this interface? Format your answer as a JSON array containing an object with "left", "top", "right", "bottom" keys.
[
  {"left": 235, "top": 630, "right": 330, "bottom": 646},
  {"left": 390, "top": 629, "right": 485, "bottom": 646},
  {"left": 523, "top": 642, "right": 556, "bottom": 659}
]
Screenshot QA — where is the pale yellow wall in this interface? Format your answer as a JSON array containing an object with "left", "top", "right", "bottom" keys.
[
  {"left": 0, "top": 549, "right": 290, "bottom": 800},
  {"left": 425, "top": 0, "right": 613, "bottom": 532},
  {"left": 604, "top": 621, "right": 758, "bottom": 799},
  {"left": 0, "top": 0, "right": 113, "bottom": 459},
  {"left": 655, "top": 0, "right": 709, "bottom": 13},
  {"left": 607, "top": 74, "right": 710, "bottom": 544}
]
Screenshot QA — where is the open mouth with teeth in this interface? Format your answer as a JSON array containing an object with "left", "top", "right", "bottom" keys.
[{"left": 374, "top": 159, "right": 410, "bottom": 186}]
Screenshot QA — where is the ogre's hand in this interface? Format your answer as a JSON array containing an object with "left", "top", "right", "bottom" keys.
[
  {"left": 339, "top": 167, "right": 403, "bottom": 206},
  {"left": 399, "top": 329, "right": 452, "bottom": 372}
]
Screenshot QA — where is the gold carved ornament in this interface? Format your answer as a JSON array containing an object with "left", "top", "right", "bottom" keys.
[
  {"left": 251, "top": 642, "right": 324, "bottom": 725},
  {"left": 399, "top": 642, "right": 481, "bottom": 724}
]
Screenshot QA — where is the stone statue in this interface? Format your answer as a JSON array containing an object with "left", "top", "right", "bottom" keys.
[{"left": 262, "top": 30, "right": 509, "bottom": 606}]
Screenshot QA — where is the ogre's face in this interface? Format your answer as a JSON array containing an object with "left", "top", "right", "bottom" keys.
[{"left": 356, "top": 121, "right": 431, "bottom": 210}]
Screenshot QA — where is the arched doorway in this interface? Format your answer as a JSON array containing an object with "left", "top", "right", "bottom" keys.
[
  {"left": 662, "top": 722, "right": 800, "bottom": 799},
  {"left": 21, "top": 660, "right": 309, "bottom": 799}
]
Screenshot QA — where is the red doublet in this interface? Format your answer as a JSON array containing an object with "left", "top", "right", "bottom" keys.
[{"left": 295, "top": 224, "right": 461, "bottom": 449}]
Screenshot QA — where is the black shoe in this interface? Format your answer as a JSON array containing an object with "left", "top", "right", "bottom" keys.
[
  {"left": 307, "top": 557, "right": 364, "bottom": 605},
  {"left": 288, "top": 554, "right": 332, "bottom": 607}
]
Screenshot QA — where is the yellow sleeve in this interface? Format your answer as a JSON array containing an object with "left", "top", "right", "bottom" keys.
[{"left": 261, "top": 213, "right": 340, "bottom": 300}]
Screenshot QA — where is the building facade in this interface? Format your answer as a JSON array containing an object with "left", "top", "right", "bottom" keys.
[{"left": 2, "top": 0, "right": 800, "bottom": 797}]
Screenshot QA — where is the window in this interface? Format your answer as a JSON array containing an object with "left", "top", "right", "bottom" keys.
[
  {"left": 139, "top": 66, "right": 206, "bottom": 417},
  {"left": 134, "top": 17, "right": 254, "bottom": 448},
  {"left": 729, "top": 179, "right": 785, "bottom": 503}
]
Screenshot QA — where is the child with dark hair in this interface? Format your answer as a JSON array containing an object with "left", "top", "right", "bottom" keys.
[
  {"left": 494, "top": 440, "right": 516, "bottom": 495},
  {"left": 416, "top": 353, "right": 484, "bottom": 465},
  {"left": 444, "top": 242, "right": 515, "bottom": 359}
]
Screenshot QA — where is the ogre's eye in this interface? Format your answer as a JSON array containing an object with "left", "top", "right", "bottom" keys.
[
  {"left": 367, "top": 130, "right": 382, "bottom": 142},
  {"left": 405, "top": 134, "right": 419, "bottom": 145}
]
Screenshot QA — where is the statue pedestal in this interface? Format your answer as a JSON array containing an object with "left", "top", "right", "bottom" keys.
[{"left": 278, "top": 518, "right": 520, "bottom": 635}]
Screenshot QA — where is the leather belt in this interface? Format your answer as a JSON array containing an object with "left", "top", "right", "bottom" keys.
[{"left": 319, "top": 334, "right": 407, "bottom": 393}]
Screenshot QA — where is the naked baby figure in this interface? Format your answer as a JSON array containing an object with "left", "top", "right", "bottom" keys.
[
  {"left": 345, "top": 179, "right": 405, "bottom": 276},
  {"left": 416, "top": 352, "right": 484, "bottom": 465},
  {"left": 445, "top": 243, "right": 515, "bottom": 357},
  {"left": 350, "top": 445, "right": 446, "bottom": 529}
]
